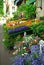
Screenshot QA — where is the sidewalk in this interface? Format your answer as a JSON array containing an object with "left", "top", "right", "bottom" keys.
[{"left": 0, "top": 25, "right": 12, "bottom": 65}]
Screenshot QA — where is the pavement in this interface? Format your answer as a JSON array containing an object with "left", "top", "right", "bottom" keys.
[{"left": 0, "top": 20, "right": 12, "bottom": 65}]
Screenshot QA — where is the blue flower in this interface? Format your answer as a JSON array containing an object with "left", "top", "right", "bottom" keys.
[
  {"left": 31, "top": 45, "right": 39, "bottom": 54},
  {"left": 8, "top": 26, "right": 28, "bottom": 34},
  {"left": 32, "top": 59, "right": 41, "bottom": 65},
  {"left": 11, "top": 44, "right": 44, "bottom": 65}
]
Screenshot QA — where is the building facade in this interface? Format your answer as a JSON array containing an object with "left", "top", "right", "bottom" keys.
[
  {"left": 4, "top": 0, "right": 44, "bottom": 19},
  {"left": 36, "top": 0, "right": 44, "bottom": 19},
  {"left": 3, "top": 0, "right": 35, "bottom": 17},
  {"left": 3, "top": 0, "right": 18, "bottom": 17}
]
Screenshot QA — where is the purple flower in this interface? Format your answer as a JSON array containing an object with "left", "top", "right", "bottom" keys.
[
  {"left": 42, "top": 53, "right": 44, "bottom": 62},
  {"left": 42, "top": 46, "right": 44, "bottom": 53},
  {"left": 8, "top": 26, "right": 28, "bottom": 34},
  {"left": 31, "top": 45, "right": 39, "bottom": 53},
  {"left": 11, "top": 44, "right": 44, "bottom": 65},
  {"left": 32, "top": 59, "right": 41, "bottom": 65}
]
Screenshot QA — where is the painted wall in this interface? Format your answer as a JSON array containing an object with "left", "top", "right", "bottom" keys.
[{"left": 36, "top": 0, "right": 44, "bottom": 19}]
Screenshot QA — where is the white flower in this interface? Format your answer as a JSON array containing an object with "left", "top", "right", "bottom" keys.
[
  {"left": 13, "top": 46, "right": 17, "bottom": 49},
  {"left": 22, "top": 54, "right": 24, "bottom": 56},
  {"left": 22, "top": 41, "right": 25, "bottom": 43},
  {"left": 23, "top": 47, "right": 26, "bottom": 49},
  {"left": 12, "top": 50, "right": 18, "bottom": 55},
  {"left": 24, "top": 53, "right": 28, "bottom": 55},
  {"left": 13, "top": 24, "right": 15, "bottom": 26}
]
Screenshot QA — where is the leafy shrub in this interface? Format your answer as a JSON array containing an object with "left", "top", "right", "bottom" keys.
[
  {"left": 30, "top": 21, "right": 44, "bottom": 40},
  {"left": 0, "top": 0, "right": 3, "bottom": 15},
  {"left": 13, "top": 3, "right": 36, "bottom": 20},
  {"left": 13, "top": 11, "right": 19, "bottom": 20},
  {"left": 3, "top": 25, "right": 14, "bottom": 50},
  {"left": 18, "top": 3, "right": 36, "bottom": 19},
  {"left": 40, "top": 16, "right": 44, "bottom": 20}
]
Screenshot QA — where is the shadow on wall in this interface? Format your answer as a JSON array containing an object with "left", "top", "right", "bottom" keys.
[{"left": 14, "top": 0, "right": 24, "bottom": 6}]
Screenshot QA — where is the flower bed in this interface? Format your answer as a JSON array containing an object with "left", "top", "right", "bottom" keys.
[
  {"left": 8, "top": 26, "right": 29, "bottom": 34},
  {"left": 3, "top": 20, "right": 33, "bottom": 49},
  {"left": 11, "top": 44, "right": 44, "bottom": 65},
  {"left": 3, "top": 20, "right": 43, "bottom": 50},
  {"left": 5, "top": 20, "right": 32, "bottom": 29}
]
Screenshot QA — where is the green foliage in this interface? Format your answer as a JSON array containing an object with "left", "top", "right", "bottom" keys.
[
  {"left": 18, "top": 3, "right": 36, "bottom": 19},
  {"left": 14, "top": 35, "right": 23, "bottom": 42},
  {"left": 3, "top": 25, "right": 14, "bottom": 50},
  {"left": 13, "top": 3, "right": 36, "bottom": 20},
  {"left": 24, "top": 60, "right": 32, "bottom": 65},
  {"left": 13, "top": 11, "right": 19, "bottom": 20},
  {"left": 3, "top": 24, "right": 24, "bottom": 50},
  {"left": 32, "top": 52, "right": 39, "bottom": 59},
  {"left": 3, "top": 33, "right": 15, "bottom": 50},
  {"left": 18, "top": 49, "right": 26, "bottom": 55},
  {"left": 40, "top": 16, "right": 44, "bottom": 20},
  {"left": 17, "top": 3, "right": 26, "bottom": 12},
  {"left": 3, "top": 38, "right": 14, "bottom": 50},
  {"left": 24, "top": 4, "right": 36, "bottom": 19},
  {"left": 3, "top": 21, "right": 44, "bottom": 50},
  {"left": 30, "top": 21, "right": 44, "bottom": 40},
  {"left": 0, "top": 0, "right": 3, "bottom": 15}
]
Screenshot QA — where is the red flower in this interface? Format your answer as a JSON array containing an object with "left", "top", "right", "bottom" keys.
[{"left": 26, "top": 48, "right": 30, "bottom": 51}]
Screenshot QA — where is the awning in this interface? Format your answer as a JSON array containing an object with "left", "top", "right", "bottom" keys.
[{"left": 26, "top": 0, "right": 36, "bottom": 5}]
